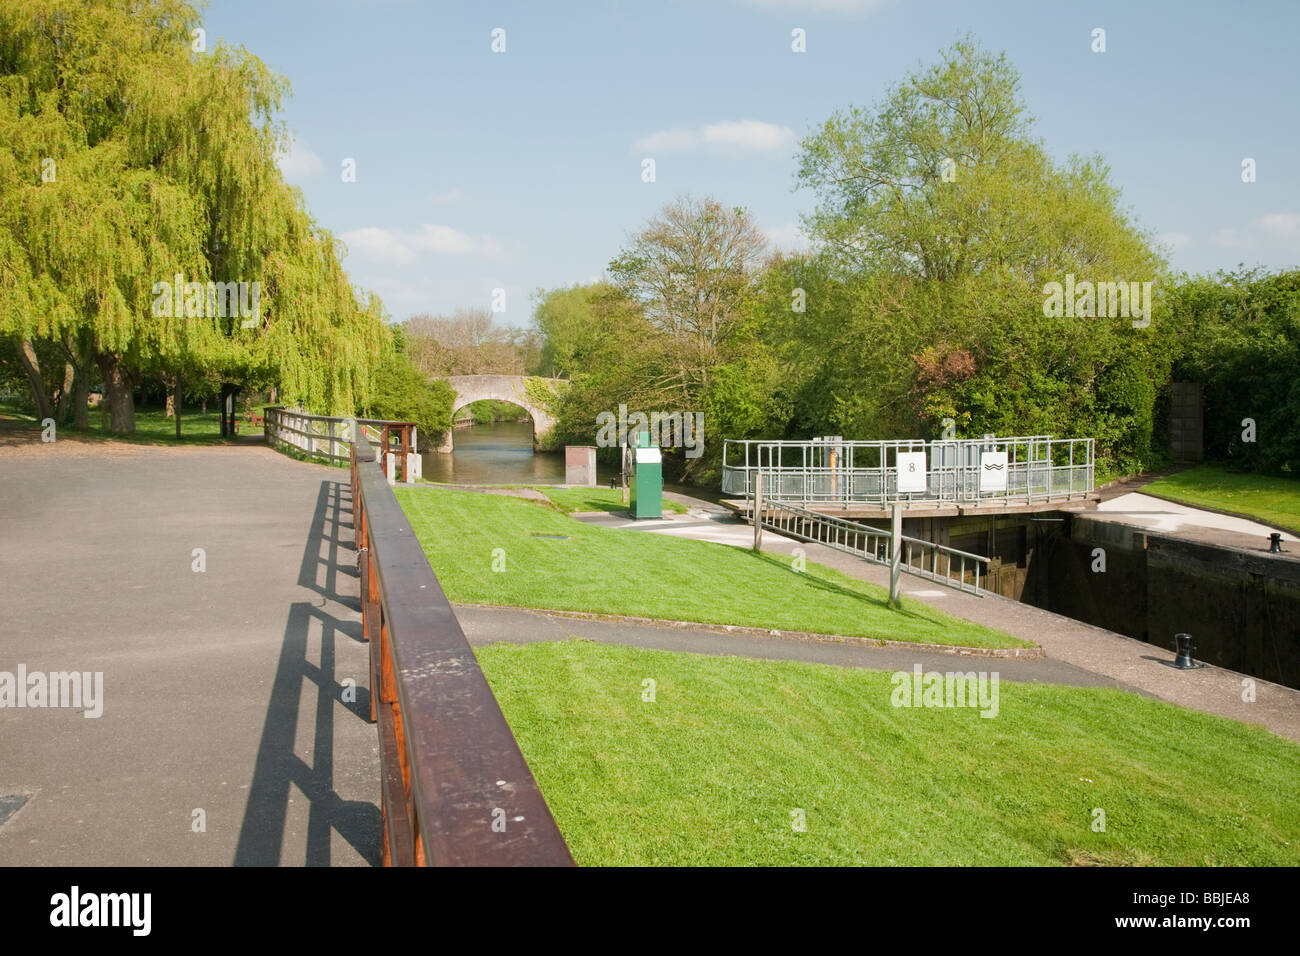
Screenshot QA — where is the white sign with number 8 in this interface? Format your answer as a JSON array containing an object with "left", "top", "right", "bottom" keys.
[{"left": 896, "top": 451, "right": 928, "bottom": 493}]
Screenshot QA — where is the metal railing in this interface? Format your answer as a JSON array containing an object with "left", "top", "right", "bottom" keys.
[
  {"left": 745, "top": 496, "right": 988, "bottom": 595},
  {"left": 722, "top": 435, "right": 1094, "bottom": 508},
  {"left": 350, "top": 430, "right": 573, "bottom": 866},
  {"left": 265, "top": 406, "right": 418, "bottom": 468}
]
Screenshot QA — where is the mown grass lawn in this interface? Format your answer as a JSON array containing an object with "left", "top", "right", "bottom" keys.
[
  {"left": 477, "top": 640, "right": 1300, "bottom": 866},
  {"left": 535, "top": 485, "right": 688, "bottom": 515},
  {"left": 0, "top": 400, "right": 38, "bottom": 424},
  {"left": 1143, "top": 465, "right": 1300, "bottom": 531},
  {"left": 0, "top": 402, "right": 258, "bottom": 445},
  {"left": 395, "top": 484, "right": 1025, "bottom": 648}
]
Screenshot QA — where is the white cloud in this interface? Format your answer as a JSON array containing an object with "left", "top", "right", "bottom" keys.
[
  {"left": 1212, "top": 227, "right": 1245, "bottom": 249},
  {"left": 1158, "top": 231, "right": 1193, "bottom": 250},
  {"left": 634, "top": 128, "right": 699, "bottom": 152},
  {"left": 1257, "top": 213, "right": 1300, "bottom": 238},
  {"left": 764, "top": 222, "right": 811, "bottom": 251},
  {"left": 411, "top": 224, "right": 477, "bottom": 255},
  {"left": 277, "top": 138, "right": 325, "bottom": 180},
  {"left": 634, "top": 120, "right": 795, "bottom": 155},
  {"left": 359, "top": 276, "right": 525, "bottom": 324},
  {"left": 430, "top": 189, "right": 467, "bottom": 204},
  {"left": 1210, "top": 213, "right": 1300, "bottom": 251},
  {"left": 340, "top": 224, "right": 501, "bottom": 264},
  {"left": 702, "top": 120, "right": 797, "bottom": 153},
  {"left": 340, "top": 227, "right": 417, "bottom": 264}
]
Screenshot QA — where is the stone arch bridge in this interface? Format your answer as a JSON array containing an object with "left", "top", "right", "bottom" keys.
[{"left": 437, "top": 375, "right": 564, "bottom": 452}]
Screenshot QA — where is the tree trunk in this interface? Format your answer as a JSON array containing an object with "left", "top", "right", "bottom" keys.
[
  {"left": 61, "top": 330, "right": 95, "bottom": 429},
  {"left": 55, "top": 362, "right": 74, "bottom": 423},
  {"left": 165, "top": 377, "right": 175, "bottom": 419},
  {"left": 15, "top": 339, "right": 53, "bottom": 421},
  {"left": 72, "top": 363, "right": 91, "bottom": 429},
  {"left": 96, "top": 353, "right": 136, "bottom": 434},
  {"left": 174, "top": 372, "right": 182, "bottom": 440}
]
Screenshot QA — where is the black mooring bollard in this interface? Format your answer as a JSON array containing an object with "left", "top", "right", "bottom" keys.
[
  {"left": 1173, "top": 632, "right": 1197, "bottom": 669},
  {"left": 1269, "top": 533, "right": 1283, "bottom": 553}
]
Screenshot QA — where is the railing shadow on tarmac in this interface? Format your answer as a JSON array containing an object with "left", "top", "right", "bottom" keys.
[{"left": 233, "top": 478, "right": 383, "bottom": 866}]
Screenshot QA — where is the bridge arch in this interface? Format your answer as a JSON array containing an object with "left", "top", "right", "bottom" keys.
[{"left": 438, "top": 375, "right": 562, "bottom": 452}]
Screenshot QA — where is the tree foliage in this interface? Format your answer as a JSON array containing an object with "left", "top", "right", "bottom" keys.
[
  {"left": 1165, "top": 269, "right": 1300, "bottom": 475},
  {"left": 796, "top": 38, "right": 1159, "bottom": 286},
  {"left": 530, "top": 40, "right": 1217, "bottom": 485},
  {"left": 402, "top": 309, "right": 541, "bottom": 378},
  {"left": 361, "top": 353, "right": 454, "bottom": 445},
  {"left": 0, "top": 0, "right": 389, "bottom": 432}
]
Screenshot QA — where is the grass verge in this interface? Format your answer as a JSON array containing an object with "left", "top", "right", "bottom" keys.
[
  {"left": 535, "top": 486, "right": 688, "bottom": 515},
  {"left": 0, "top": 403, "right": 258, "bottom": 445},
  {"left": 478, "top": 640, "right": 1300, "bottom": 866},
  {"left": 1143, "top": 465, "right": 1300, "bottom": 532},
  {"left": 395, "top": 484, "right": 1026, "bottom": 648}
]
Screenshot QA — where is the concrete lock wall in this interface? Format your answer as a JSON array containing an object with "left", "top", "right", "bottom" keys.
[
  {"left": 1029, "top": 515, "right": 1300, "bottom": 688},
  {"left": 890, "top": 511, "right": 1299, "bottom": 688}
]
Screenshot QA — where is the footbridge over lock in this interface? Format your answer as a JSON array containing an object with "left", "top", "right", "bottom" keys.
[
  {"left": 722, "top": 434, "right": 1099, "bottom": 519},
  {"left": 724, "top": 435, "right": 1100, "bottom": 600},
  {"left": 437, "top": 375, "right": 564, "bottom": 453}
]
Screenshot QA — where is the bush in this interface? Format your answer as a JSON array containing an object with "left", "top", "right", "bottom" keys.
[
  {"left": 361, "top": 356, "right": 454, "bottom": 445},
  {"left": 1168, "top": 269, "right": 1300, "bottom": 476}
]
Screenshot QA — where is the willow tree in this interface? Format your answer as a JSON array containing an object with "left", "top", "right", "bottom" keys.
[{"left": 0, "top": 0, "right": 388, "bottom": 433}]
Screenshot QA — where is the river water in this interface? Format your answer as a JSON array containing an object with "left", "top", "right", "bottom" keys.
[{"left": 420, "top": 420, "right": 614, "bottom": 485}]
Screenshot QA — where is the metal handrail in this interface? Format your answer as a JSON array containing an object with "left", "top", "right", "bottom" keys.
[
  {"left": 350, "top": 431, "right": 573, "bottom": 866},
  {"left": 747, "top": 496, "right": 988, "bottom": 595},
  {"left": 722, "top": 435, "right": 1094, "bottom": 508}
]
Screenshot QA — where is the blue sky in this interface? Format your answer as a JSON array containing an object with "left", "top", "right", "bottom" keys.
[{"left": 203, "top": 0, "right": 1300, "bottom": 325}]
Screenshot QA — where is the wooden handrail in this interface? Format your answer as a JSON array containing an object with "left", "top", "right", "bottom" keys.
[
  {"left": 350, "top": 430, "right": 574, "bottom": 867},
  {"left": 264, "top": 406, "right": 420, "bottom": 468}
]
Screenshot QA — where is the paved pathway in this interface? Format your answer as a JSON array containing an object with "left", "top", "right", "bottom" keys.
[
  {"left": 1082, "top": 491, "right": 1297, "bottom": 551},
  {"left": 0, "top": 437, "right": 378, "bottom": 865},
  {"left": 574, "top": 499, "right": 1300, "bottom": 742},
  {"left": 454, "top": 605, "right": 1129, "bottom": 690}
]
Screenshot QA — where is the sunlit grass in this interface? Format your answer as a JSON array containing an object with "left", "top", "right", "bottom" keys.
[
  {"left": 479, "top": 640, "right": 1300, "bottom": 866},
  {"left": 1144, "top": 465, "right": 1300, "bottom": 531},
  {"left": 396, "top": 484, "right": 1026, "bottom": 648},
  {"left": 0, "top": 401, "right": 257, "bottom": 445},
  {"left": 535, "top": 485, "right": 688, "bottom": 515}
]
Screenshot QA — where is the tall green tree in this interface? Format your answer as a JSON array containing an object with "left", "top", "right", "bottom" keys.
[
  {"left": 1165, "top": 269, "right": 1300, "bottom": 475},
  {"left": 0, "top": 0, "right": 388, "bottom": 433},
  {"left": 786, "top": 38, "right": 1171, "bottom": 472},
  {"left": 608, "top": 196, "right": 769, "bottom": 407},
  {"left": 796, "top": 38, "right": 1157, "bottom": 286}
]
